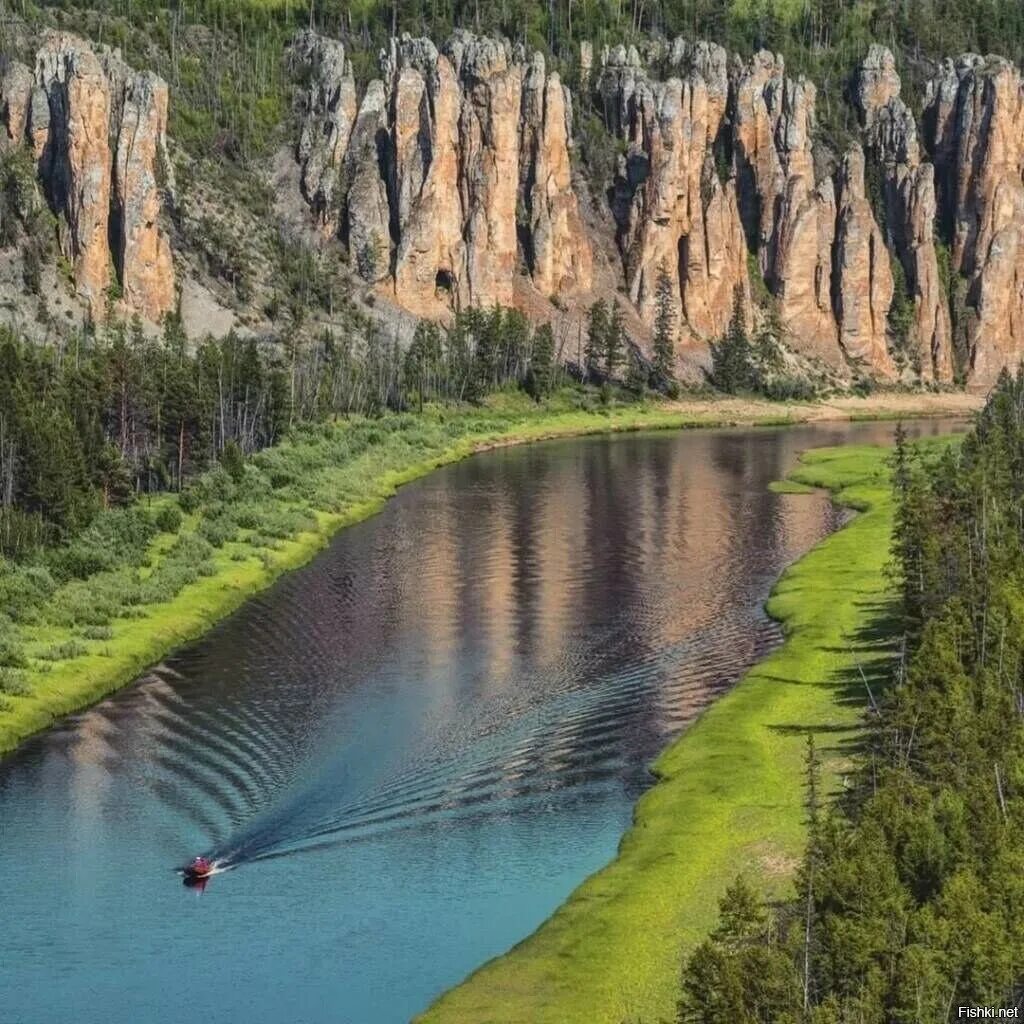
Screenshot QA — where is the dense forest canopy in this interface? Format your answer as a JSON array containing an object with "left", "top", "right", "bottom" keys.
[
  {"left": 679, "top": 374, "right": 1024, "bottom": 1022},
  {"left": 7, "top": 0, "right": 1024, "bottom": 163},
  {"left": 0, "top": 308, "right": 578, "bottom": 557}
]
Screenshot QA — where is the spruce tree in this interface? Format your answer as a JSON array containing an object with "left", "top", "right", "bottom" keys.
[
  {"left": 652, "top": 262, "right": 677, "bottom": 387},
  {"left": 585, "top": 299, "right": 609, "bottom": 382},
  {"left": 527, "top": 322, "right": 556, "bottom": 399},
  {"left": 710, "top": 290, "right": 754, "bottom": 393},
  {"left": 605, "top": 302, "right": 626, "bottom": 380}
]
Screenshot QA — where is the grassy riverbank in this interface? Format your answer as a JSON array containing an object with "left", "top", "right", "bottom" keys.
[
  {"left": 417, "top": 434, "right": 961, "bottom": 1024},
  {"left": 0, "top": 389, "right": 976, "bottom": 759}
]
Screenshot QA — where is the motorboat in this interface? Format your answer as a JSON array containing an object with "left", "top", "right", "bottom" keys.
[{"left": 183, "top": 856, "right": 215, "bottom": 880}]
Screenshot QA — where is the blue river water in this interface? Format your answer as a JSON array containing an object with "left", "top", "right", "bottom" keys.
[{"left": 0, "top": 419, "right": 961, "bottom": 1023}]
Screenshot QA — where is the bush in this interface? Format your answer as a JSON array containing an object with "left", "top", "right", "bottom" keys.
[
  {"left": 46, "top": 573, "right": 138, "bottom": 627},
  {"left": 220, "top": 440, "right": 246, "bottom": 483},
  {"left": 0, "top": 565, "right": 57, "bottom": 623},
  {"left": 762, "top": 375, "right": 818, "bottom": 402},
  {"left": 39, "top": 640, "right": 88, "bottom": 662},
  {"left": 0, "top": 667, "right": 29, "bottom": 696},
  {"left": 248, "top": 532, "right": 280, "bottom": 550},
  {"left": 254, "top": 506, "right": 315, "bottom": 539},
  {"left": 198, "top": 516, "right": 236, "bottom": 548},
  {"left": 196, "top": 467, "right": 238, "bottom": 505},
  {"left": 167, "top": 533, "right": 214, "bottom": 565},
  {"left": 232, "top": 502, "right": 262, "bottom": 530},
  {"left": 49, "top": 509, "right": 156, "bottom": 581},
  {"left": 179, "top": 487, "right": 201, "bottom": 514},
  {"left": 138, "top": 561, "right": 201, "bottom": 604},
  {"left": 0, "top": 634, "right": 27, "bottom": 668},
  {"left": 79, "top": 625, "right": 114, "bottom": 641},
  {"left": 154, "top": 506, "right": 183, "bottom": 534}
]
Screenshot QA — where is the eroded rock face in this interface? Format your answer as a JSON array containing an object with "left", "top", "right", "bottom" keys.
[
  {"left": 597, "top": 44, "right": 750, "bottom": 343},
  {"left": 854, "top": 44, "right": 902, "bottom": 131},
  {"left": 387, "top": 41, "right": 463, "bottom": 313},
  {"left": 731, "top": 51, "right": 816, "bottom": 280},
  {"left": 114, "top": 71, "right": 175, "bottom": 321},
  {"left": 292, "top": 30, "right": 357, "bottom": 234},
  {"left": 834, "top": 146, "right": 895, "bottom": 376},
  {"left": 292, "top": 30, "right": 592, "bottom": 313},
  {"left": 0, "top": 59, "right": 33, "bottom": 147},
  {"left": 449, "top": 33, "right": 523, "bottom": 308},
  {"left": 35, "top": 34, "right": 114, "bottom": 316},
  {"left": 7, "top": 33, "right": 175, "bottom": 322},
  {"left": 900, "top": 163, "right": 954, "bottom": 381},
  {"left": 345, "top": 80, "right": 392, "bottom": 283},
  {"left": 520, "top": 58, "right": 592, "bottom": 298},
  {"left": 280, "top": 30, "right": 1024, "bottom": 385},
  {"left": 925, "top": 55, "right": 1024, "bottom": 386},
  {"left": 774, "top": 175, "right": 840, "bottom": 364},
  {"left": 854, "top": 46, "right": 952, "bottom": 381}
]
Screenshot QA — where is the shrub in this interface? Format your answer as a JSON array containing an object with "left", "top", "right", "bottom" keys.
[
  {"left": 762, "top": 375, "right": 818, "bottom": 402},
  {"left": 0, "top": 565, "right": 57, "bottom": 623},
  {"left": 167, "top": 533, "right": 214, "bottom": 565},
  {"left": 0, "top": 667, "right": 29, "bottom": 696},
  {"left": 0, "top": 634, "right": 27, "bottom": 668},
  {"left": 46, "top": 574, "right": 137, "bottom": 627},
  {"left": 49, "top": 509, "right": 156, "bottom": 581},
  {"left": 39, "top": 640, "right": 88, "bottom": 662},
  {"left": 179, "top": 487, "right": 201, "bottom": 514},
  {"left": 138, "top": 562, "right": 201, "bottom": 604},
  {"left": 155, "top": 506, "right": 183, "bottom": 534},
  {"left": 79, "top": 625, "right": 114, "bottom": 641},
  {"left": 199, "top": 516, "right": 236, "bottom": 548},
  {"left": 232, "top": 502, "right": 262, "bottom": 530},
  {"left": 254, "top": 506, "right": 315, "bottom": 539},
  {"left": 220, "top": 440, "right": 246, "bottom": 483},
  {"left": 247, "top": 532, "right": 279, "bottom": 550}
]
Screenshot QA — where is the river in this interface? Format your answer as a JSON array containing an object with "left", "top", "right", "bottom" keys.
[{"left": 0, "top": 419, "right": 961, "bottom": 1024}]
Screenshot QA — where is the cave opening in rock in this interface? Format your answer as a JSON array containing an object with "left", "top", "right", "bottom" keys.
[{"left": 435, "top": 269, "right": 453, "bottom": 293}]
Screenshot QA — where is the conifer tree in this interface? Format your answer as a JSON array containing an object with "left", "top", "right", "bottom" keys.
[
  {"left": 710, "top": 290, "right": 754, "bottom": 393},
  {"left": 585, "top": 299, "right": 609, "bottom": 382},
  {"left": 605, "top": 302, "right": 626, "bottom": 380},
  {"left": 652, "top": 262, "right": 677, "bottom": 387}
]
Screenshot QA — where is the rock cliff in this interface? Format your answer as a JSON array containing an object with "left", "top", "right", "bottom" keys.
[
  {"left": 853, "top": 44, "right": 952, "bottom": 381},
  {"left": 292, "top": 30, "right": 592, "bottom": 318},
  {"left": 0, "top": 33, "right": 174, "bottom": 322},
  {"left": 596, "top": 43, "right": 749, "bottom": 346},
  {"left": 8, "top": 23, "right": 1024, "bottom": 386},
  {"left": 924, "top": 54, "right": 1024, "bottom": 386}
]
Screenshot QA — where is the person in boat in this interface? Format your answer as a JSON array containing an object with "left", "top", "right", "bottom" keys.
[{"left": 185, "top": 856, "right": 213, "bottom": 878}]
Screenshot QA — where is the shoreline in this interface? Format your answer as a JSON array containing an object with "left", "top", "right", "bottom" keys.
[
  {"left": 416, "top": 428, "right": 964, "bottom": 1024},
  {"left": 0, "top": 390, "right": 978, "bottom": 760}
]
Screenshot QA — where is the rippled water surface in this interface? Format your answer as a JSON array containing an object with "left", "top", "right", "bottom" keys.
[{"left": 0, "top": 420, "right": 962, "bottom": 1024}]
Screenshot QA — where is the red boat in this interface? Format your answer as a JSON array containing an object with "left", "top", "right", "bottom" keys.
[{"left": 183, "top": 856, "right": 214, "bottom": 880}]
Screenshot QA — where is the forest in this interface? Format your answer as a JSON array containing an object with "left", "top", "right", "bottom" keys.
[
  {"left": 678, "top": 372, "right": 1024, "bottom": 1022},
  {"left": 0, "top": 307, "right": 589, "bottom": 558},
  {"left": 7, "top": 0, "right": 1024, "bottom": 166}
]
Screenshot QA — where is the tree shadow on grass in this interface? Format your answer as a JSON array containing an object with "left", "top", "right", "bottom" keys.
[{"left": 766, "top": 590, "right": 901, "bottom": 764}]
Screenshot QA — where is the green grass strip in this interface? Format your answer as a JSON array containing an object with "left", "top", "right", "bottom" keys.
[{"left": 416, "top": 443, "right": 907, "bottom": 1024}]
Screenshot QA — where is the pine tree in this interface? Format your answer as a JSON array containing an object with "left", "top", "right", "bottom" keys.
[
  {"left": 652, "top": 262, "right": 677, "bottom": 387},
  {"left": 525, "top": 322, "right": 556, "bottom": 400},
  {"left": 605, "top": 302, "right": 626, "bottom": 380},
  {"left": 585, "top": 299, "right": 609, "bottom": 381},
  {"left": 710, "top": 290, "right": 754, "bottom": 393}
]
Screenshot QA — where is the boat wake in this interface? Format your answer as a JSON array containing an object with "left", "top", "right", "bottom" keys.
[{"left": 196, "top": 616, "right": 779, "bottom": 875}]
